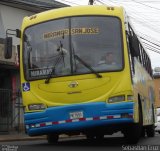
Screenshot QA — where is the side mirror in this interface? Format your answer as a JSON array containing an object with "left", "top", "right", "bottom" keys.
[
  {"left": 4, "top": 37, "right": 12, "bottom": 59},
  {"left": 129, "top": 35, "right": 140, "bottom": 57},
  {"left": 16, "top": 29, "right": 21, "bottom": 38}
]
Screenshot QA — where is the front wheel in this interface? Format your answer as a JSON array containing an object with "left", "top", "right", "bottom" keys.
[
  {"left": 96, "top": 134, "right": 104, "bottom": 140},
  {"left": 86, "top": 134, "right": 95, "bottom": 140},
  {"left": 47, "top": 134, "right": 59, "bottom": 144},
  {"left": 124, "top": 123, "right": 142, "bottom": 144}
]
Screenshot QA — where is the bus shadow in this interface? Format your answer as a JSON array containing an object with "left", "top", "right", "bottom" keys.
[
  {"left": 36, "top": 135, "right": 129, "bottom": 147},
  {"left": 57, "top": 136, "right": 127, "bottom": 147},
  {"left": 27, "top": 135, "right": 154, "bottom": 151}
]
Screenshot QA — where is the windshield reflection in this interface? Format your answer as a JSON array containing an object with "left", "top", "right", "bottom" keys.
[{"left": 23, "top": 16, "right": 123, "bottom": 80}]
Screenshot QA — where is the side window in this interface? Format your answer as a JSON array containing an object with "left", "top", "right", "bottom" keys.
[
  {"left": 128, "top": 24, "right": 140, "bottom": 58},
  {"left": 126, "top": 37, "right": 134, "bottom": 75},
  {"left": 127, "top": 23, "right": 152, "bottom": 77},
  {"left": 127, "top": 25, "right": 136, "bottom": 74}
]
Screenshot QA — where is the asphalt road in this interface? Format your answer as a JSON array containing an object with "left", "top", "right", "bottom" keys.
[{"left": 0, "top": 132, "right": 160, "bottom": 151}]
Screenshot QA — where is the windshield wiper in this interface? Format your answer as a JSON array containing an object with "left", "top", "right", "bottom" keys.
[
  {"left": 45, "top": 41, "right": 67, "bottom": 84},
  {"left": 74, "top": 55, "right": 102, "bottom": 78},
  {"left": 45, "top": 32, "right": 68, "bottom": 84},
  {"left": 45, "top": 53, "right": 63, "bottom": 84}
]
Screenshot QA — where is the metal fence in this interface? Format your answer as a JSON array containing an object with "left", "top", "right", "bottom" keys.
[
  {"left": 11, "top": 90, "right": 24, "bottom": 133},
  {"left": 0, "top": 89, "right": 23, "bottom": 133},
  {"left": 0, "top": 89, "right": 12, "bottom": 132}
]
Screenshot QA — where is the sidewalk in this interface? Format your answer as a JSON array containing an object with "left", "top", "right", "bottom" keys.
[{"left": 0, "top": 132, "right": 46, "bottom": 142}]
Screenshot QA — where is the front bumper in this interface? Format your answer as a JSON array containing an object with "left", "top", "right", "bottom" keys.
[{"left": 24, "top": 102, "right": 134, "bottom": 136}]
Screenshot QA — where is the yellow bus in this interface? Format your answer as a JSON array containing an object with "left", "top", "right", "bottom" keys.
[{"left": 5, "top": 5, "right": 155, "bottom": 144}]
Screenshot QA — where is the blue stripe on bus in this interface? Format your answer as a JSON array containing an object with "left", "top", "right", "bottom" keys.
[{"left": 24, "top": 101, "right": 134, "bottom": 136}]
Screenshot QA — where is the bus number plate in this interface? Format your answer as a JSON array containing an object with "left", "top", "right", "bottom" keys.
[{"left": 69, "top": 111, "right": 83, "bottom": 119}]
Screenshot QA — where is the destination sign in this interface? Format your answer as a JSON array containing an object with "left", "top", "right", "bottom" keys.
[{"left": 43, "top": 27, "right": 99, "bottom": 40}]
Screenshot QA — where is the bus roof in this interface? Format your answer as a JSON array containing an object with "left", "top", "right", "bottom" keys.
[{"left": 22, "top": 5, "right": 125, "bottom": 30}]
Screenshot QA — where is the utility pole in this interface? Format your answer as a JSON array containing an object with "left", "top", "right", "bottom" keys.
[{"left": 89, "top": 0, "right": 94, "bottom": 5}]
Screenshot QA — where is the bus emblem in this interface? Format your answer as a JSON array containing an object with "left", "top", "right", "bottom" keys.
[{"left": 68, "top": 81, "right": 78, "bottom": 88}]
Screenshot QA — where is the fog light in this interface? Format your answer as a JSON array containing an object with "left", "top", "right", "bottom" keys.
[
  {"left": 108, "top": 95, "right": 125, "bottom": 103},
  {"left": 28, "top": 104, "right": 46, "bottom": 110}
]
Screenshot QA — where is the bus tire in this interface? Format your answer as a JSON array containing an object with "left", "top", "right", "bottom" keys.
[
  {"left": 86, "top": 134, "right": 95, "bottom": 140},
  {"left": 124, "top": 124, "right": 141, "bottom": 144},
  {"left": 146, "top": 125, "right": 155, "bottom": 137},
  {"left": 96, "top": 134, "right": 104, "bottom": 140},
  {"left": 124, "top": 102, "right": 142, "bottom": 144},
  {"left": 47, "top": 134, "right": 59, "bottom": 144}
]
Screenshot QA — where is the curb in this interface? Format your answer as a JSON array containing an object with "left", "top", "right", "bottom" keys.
[{"left": 0, "top": 136, "right": 46, "bottom": 142}]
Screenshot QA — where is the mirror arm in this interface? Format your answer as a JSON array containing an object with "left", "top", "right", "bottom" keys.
[{"left": 6, "top": 29, "right": 21, "bottom": 38}]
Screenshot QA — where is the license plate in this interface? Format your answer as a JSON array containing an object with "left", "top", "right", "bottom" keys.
[{"left": 69, "top": 111, "right": 83, "bottom": 119}]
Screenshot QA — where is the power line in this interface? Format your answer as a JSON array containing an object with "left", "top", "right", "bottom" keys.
[
  {"left": 129, "top": 16, "right": 160, "bottom": 34},
  {"left": 130, "top": 0, "right": 160, "bottom": 11},
  {"left": 138, "top": 32, "right": 160, "bottom": 45},
  {"left": 96, "top": 0, "right": 106, "bottom": 5},
  {"left": 56, "top": 0, "right": 80, "bottom": 6},
  {"left": 139, "top": 36, "right": 160, "bottom": 55},
  {"left": 115, "top": 0, "right": 160, "bottom": 3},
  {"left": 143, "top": 42, "right": 160, "bottom": 54},
  {"left": 140, "top": 36, "right": 160, "bottom": 48},
  {"left": 145, "top": 46, "right": 160, "bottom": 54}
]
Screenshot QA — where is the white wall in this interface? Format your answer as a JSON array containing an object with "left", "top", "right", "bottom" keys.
[
  {"left": 0, "top": 4, "right": 34, "bottom": 45},
  {"left": 0, "top": 4, "right": 35, "bottom": 128}
]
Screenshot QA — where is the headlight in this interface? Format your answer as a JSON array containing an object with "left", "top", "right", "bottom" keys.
[
  {"left": 28, "top": 104, "right": 46, "bottom": 110},
  {"left": 108, "top": 95, "right": 125, "bottom": 103}
]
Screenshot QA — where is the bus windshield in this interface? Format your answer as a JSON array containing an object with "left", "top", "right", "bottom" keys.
[{"left": 23, "top": 16, "right": 123, "bottom": 80}]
